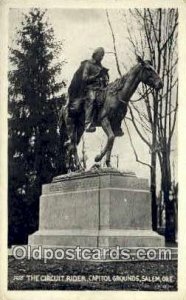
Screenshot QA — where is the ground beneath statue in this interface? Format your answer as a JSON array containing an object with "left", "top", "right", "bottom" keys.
[{"left": 8, "top": 257, "right": 177, "bottom": 291}]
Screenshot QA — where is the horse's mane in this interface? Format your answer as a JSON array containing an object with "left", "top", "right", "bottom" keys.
[
  {"left": 106, "top": 65, "right": 138, "bottom": 95},
  {"left": 106, "top": 76, "right": 127, "bottom": 95}
]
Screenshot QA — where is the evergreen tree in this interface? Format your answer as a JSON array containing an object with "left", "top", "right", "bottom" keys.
[{"left": 8, "top": 8, "right": 66, "bottom": 245}]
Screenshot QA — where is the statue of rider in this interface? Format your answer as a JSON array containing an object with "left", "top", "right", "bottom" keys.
[
  {"left": 82, "top": 47, "right": 109, "bottom": 132},
  {"left": 67, "top": 47, "right": 124, "bottom": 135}
]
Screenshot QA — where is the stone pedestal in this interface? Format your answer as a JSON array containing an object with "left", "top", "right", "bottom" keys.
[{"left": 28, "top": 169, "right": 164, "bottom": 247}]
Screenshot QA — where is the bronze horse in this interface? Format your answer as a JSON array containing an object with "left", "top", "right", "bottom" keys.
[{"left": 59, "top": 56, "right": 163, "bottom": 170}]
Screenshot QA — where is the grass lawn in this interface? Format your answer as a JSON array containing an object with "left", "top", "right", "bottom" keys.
[{"left": 8, "top": 257, "right": 177, "bottom": 291}]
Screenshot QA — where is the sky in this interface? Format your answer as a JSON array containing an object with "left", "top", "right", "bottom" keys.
[{"left": 8, "top": 8, "right": 177, "bottom": 184}]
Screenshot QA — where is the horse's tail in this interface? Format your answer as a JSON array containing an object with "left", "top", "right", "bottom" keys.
[
  {"left": 58, "top": 105, "right": 65, "bottom": 130},
  {"left": 58, "top": 93, "right": 69, "bottom": 130},
  {"left": 58, "top": 96, "right": 71, "bottom": 145}
]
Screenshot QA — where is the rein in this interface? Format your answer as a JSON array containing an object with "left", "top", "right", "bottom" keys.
[
  {"left": 116, "top": 65, "right": 151, "bottom": 105},
  {"left": 117, "top": 98, "right": 128, "bottom": 105}
]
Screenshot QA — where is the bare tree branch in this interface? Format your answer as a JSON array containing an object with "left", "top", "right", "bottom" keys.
[
  {"left": 130, "top": 101, "right": 152, "bottom": 132},
  {"left": 128, "top": 105, "right": 151, "bottom": 148},
  {"left": 169, "top": 82, "right": 178, "bottom": 143},
  {"left": 124, "top": 120, "right": 151, "bottom": 168},
  {"left": 106, "top": 10, "right": 122, "bottom": 77},
  {"left": 161, "top": 78, "right": 178, "bottom": 99},
  {"left": 130, "top": 87, "right": 152, "bottom": 103},
  {"left": 147, "top": 9, "right": 159, "bottom": 46},
  {"left": 140, "top": 84, "right": 153, "bottom": 125},
  {"left": 160, "top": 16, "right": 178, "bottom": 52}
]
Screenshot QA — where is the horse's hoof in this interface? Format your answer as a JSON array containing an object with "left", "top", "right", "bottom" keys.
[
  {"left": 90, "top": 163, "right": 101, "bottom": 170},
  {"left": 106, "top": 161, "right": 112, "bottom": 168},
  {"left": 95, "top": 155, "right": 101, "bottom": 162}
]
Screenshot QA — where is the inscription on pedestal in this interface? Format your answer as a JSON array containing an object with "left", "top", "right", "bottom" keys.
[
  {"left": 43, "top": 172, "right": 149, "bottom": 195},
  {"left": 43, "top": 176, "right": 100, "bottom": 194}
]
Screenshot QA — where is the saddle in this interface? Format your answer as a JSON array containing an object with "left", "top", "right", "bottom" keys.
[{"left": 68, "top": 88, "right": 107, "bottom": 117}]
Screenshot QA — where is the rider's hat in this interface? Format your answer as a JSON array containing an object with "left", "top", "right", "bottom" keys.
[{"left": 92, "top": 47, "right": 105, "bottom": 58}]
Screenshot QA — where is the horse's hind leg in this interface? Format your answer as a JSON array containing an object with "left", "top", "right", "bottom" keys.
[{"left": 95, "top": 117, "right": 115, "bottom": 166}]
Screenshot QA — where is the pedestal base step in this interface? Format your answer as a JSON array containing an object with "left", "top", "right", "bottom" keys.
[{"left": 28, "top": 229, "right": 165, "bottom": 247}]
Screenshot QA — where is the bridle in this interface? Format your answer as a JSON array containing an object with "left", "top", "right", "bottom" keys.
[
  {"left": 116, "top": 64, "right": 146, "bottom": 105},
  {"left": 111, "top": 63, "right": 157, "bottom": 106}
]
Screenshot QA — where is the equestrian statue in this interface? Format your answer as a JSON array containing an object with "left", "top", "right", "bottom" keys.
[{"left": 59, "top": 47, "right": 163, "bottom": 171}]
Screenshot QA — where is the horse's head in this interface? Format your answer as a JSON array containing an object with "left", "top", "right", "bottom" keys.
[{"left": 137, "top": 55, "right": 163, "bottom": 90}]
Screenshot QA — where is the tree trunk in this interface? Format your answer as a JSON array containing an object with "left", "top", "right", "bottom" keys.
[
  {"left": 151, "top": 90, "right": 158, "bottom": 231},
  {"left": 165, "top": 195, "right": 175, "bottom": 242},
  {"left": 162, "top": 147, "right": 175, "bottom": 242},
  {"left": 151, "top": 152, "right": 157, "bottom": 231}
]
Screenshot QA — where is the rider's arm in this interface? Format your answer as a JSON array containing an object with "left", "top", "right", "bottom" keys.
[{"left": 82, "top": 62, "right": 100, "bottom": 84}]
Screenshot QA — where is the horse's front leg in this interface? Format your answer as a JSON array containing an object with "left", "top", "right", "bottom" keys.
[
  {"left": 95, "top": 117, "right": 115, "bottom": 166},
  {"left": 105, "top": 137, "right": 115, "bottom": 167}
]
